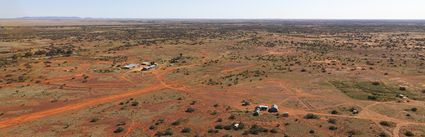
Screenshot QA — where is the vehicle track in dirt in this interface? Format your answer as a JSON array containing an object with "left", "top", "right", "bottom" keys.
[
  {"left": 267, "top": 79, "right": 425, "bottom": 137},
  {"left": 1, "top": 63, "right": 425, "bottom": 137},
  {"left": 0, "top": 64, "right": 195, "bottom": 129},
  {"left": 0, "top": 84, "right": 166, "bottom": 129}
]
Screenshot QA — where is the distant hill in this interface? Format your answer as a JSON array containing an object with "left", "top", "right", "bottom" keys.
[{"left": 19, "top": 16, "right": 83, "bottom": 20}]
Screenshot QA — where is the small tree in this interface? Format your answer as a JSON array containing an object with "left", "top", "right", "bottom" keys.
[
  {"left": 372, "top": 81, "right": 380, "bottom": 85},
  {"left": 328, "top": 126, "right": 338, "bottom": 131},
  {"left": 163, "top": 129, "right": 173, "bottom": 136},
  {"left": 90, "top": 118, "right": 98, "bottom": 123},
  {"left": 304, "top": 113, "right": 320, "bottom": 119},
  {"left": 185, "top": 107, "right": 195, "bottom": 113},
  {"left": 181, "top": 127, "right": 191, "bottom": 133},
  {"left": 270, "top": 128, "right": 278, "bottom": 133},
  {"left": 215, "top": 124, "right": 223, "bottom": 129},
  {"left": 328, "top": 118, "right": 337, "bottom": 124},
  {"left": 404, "top": 130, "right": 414, "bottom": 136},
  {"left": 171, "top": 119, "right": 181, "bottom": 126},
  {"left": 131, "top": 101, "right": 139, "bottom": 106},
  {"left": 223, "top": 125, "right": 232, "bottom": 130},
  {"left": 228, "top": 115, "right": 236, "bottom": 120},
  {"left": 114, "top": 127, "right": 124, "bottom": 133},
  {"left": 379, "top": 121, "right": 394, "bottom": 127},
  {"left": 330, "top": 110, "right": 339, "bottom": 114}
]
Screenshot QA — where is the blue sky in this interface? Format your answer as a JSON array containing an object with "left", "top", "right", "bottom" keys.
[{"left": 0, "top": 0, "right": 424, "bottom": 19}]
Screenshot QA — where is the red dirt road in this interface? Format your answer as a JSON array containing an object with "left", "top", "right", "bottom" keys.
[
  {"left": 0, "top": 85, "right": 165, "bottom": 129},
  {"left": 0, "top": 65, "right": 187, "bottom": 129}
]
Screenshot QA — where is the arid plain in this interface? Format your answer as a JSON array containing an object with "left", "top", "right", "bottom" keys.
[{"left": 1, "top": 20, "right": 425, "bottom": 137}]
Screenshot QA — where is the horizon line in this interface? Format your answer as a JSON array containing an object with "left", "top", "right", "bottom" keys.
[{"left": 1, "top": 17, "right": 425, "bottom": 21}]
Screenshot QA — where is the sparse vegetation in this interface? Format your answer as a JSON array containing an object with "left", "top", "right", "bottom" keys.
[
  {"left": 185, "top": 107, "right": 195, "bottom": 113},
  {"left": 328, "top": 126, "right": 338, "bottom": 131},
  {"left": 181, "top": 127, "right": 192, "bottom": 133},
  {"left": 304, "top": 113, "right": 320, "bottom": 119},
  {"left": 244, "top": 124, "right": 268, "bottom": 135},
  {"left": 379, "top": 121, "right": 395, "bottom": 127},
  {"left": 155, "top": 128, "right": 174, "bottom": 136},
  {"left": 113, "top": 127, "right": 124, "bottom": 133},
  {"left": 328, "top": 118, "right": 337, "bottom": 124},
  {"left": 2, "top": 20, "right": 425, "bottom": 137},
  {"left": 171, "top": 119, "right": 182, "bottom": 126},
  {"left": 331, "top": 81, "right": 425, "bottom": 101},
  {"left": 404, "top": 130, "right": 414, "bottom": 136}
]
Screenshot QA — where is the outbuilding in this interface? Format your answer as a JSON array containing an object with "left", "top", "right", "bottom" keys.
[
  {"left": 255, "top": 105, "right": 269, "bottom": 111},
  {"left": 268, "top": 104, "right": 279, "bottom": 113},
  {"left": 123, "top": 64, "right": 138, "bottom": 69},
  {"left": 253, "top": 108, "right": 261, "bottom": 116},
  {"left": 142, "top": 62, "right": 151, "bottom": 65},
  {"left": 142, "top": 64, "right": 157, "bottom": 71}
]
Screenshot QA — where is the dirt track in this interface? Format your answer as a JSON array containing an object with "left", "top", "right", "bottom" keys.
[
  {"left": 0, "top": 85, "right": 165, "bottom": 128},
  {"left": 0, "top": 63, "right": 424, "bottom": 137},
  {"left": 0, "top": 64, "right": 190, "bottom": 129}
]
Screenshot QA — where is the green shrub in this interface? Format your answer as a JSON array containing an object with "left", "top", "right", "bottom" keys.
[
  {"left": 215, "top": 124, "right": 223, "bottom": 129},
  {"left": 328, "top": 126, "right": 338, "bottom": 130},
  {"left": 270, "top": 128, "right": 278, "bottom": 133},
  {"left": 164, "top": 129, "right": 173, "bottom": 136},
  {"left": 208, "top": 129, "right": 219, "bottom": 133},
  {"left": 131, "top": 101, "right": 139, "bottom": 106},
  {"left": 171, "top": 119, "right": 182, "bottom": 126},
  {"left": 379, "top": 132, "right": 389, "bottom": 137},
  {"left": 347, "top": 130, "right": 361, "bottom": 136},
  {"left": 90, "top": 118, "right": 98, "bottom": 123},
  {"left": 330, "top": 81, "right": 416, "bottom": 101},
  {"left": 228, "top": 115, "right": 236, "bottom": 120},
  {"left": 247, "top": 124, "right": 268, "bottom": 135},
  {"left": 328, "top": 118, "right": 337, "bottom": 124},
  {"left": 114, "top": 127, "right": 124, "bottom": 133},
  {"left": 185, "top": 107, "right": 195, "bottom": 113},
  {"left": 216, "top": 118, "right": 223, "bottom": 122},
  {"left": 235, "top": 123, "right": 245, "bottom": 130},
  {"left": 379, "top": 121, "right": 395, "bottom": 127},
  {"left": 404, "top": 130, "right": 414, "bottom": 136},
  {"left": 155, "top": 129, "right": 174, "bottom": 136},
  {"left": 368, "top": 95, "right": 377, "bottom": 100},
  {"left": 222, "top": 134, "right": 232, "bottom": 137},
  {"left": 223, "top": 125, "right": 232, "bottom": 130},
  {"left": 181, "top": 127, "right": 191, "bottom": 133},
  {"left": 304, "top": 113, "right": 320, "bottom": 119},
  {"left": 149, "top": 125, "right": 156, "bottom": 130}
]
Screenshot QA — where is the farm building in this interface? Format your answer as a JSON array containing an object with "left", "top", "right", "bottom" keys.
[
  {"left": 352, "top": 109, "right": 359, "bottom": 114},
  {"left": 142, "top": 62, "right": 152, "bottom": 65},
  {"left": 268, "top": 104, "right": 279, "bottom": 113},
  {"left": 253, "top": 108, "right": 261, "bottom": 116},
  {"left": 397, "top": 94, "right": 407, "bottom": 99},
  {"left": 123, "top": 64, "right": 138, "bottom": 69},
  {"left": 255, "top": 105, "right": 269, "bottom": 111},
  {"left": 142, "top": 64, "right": 157, "bottom": 71}
]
